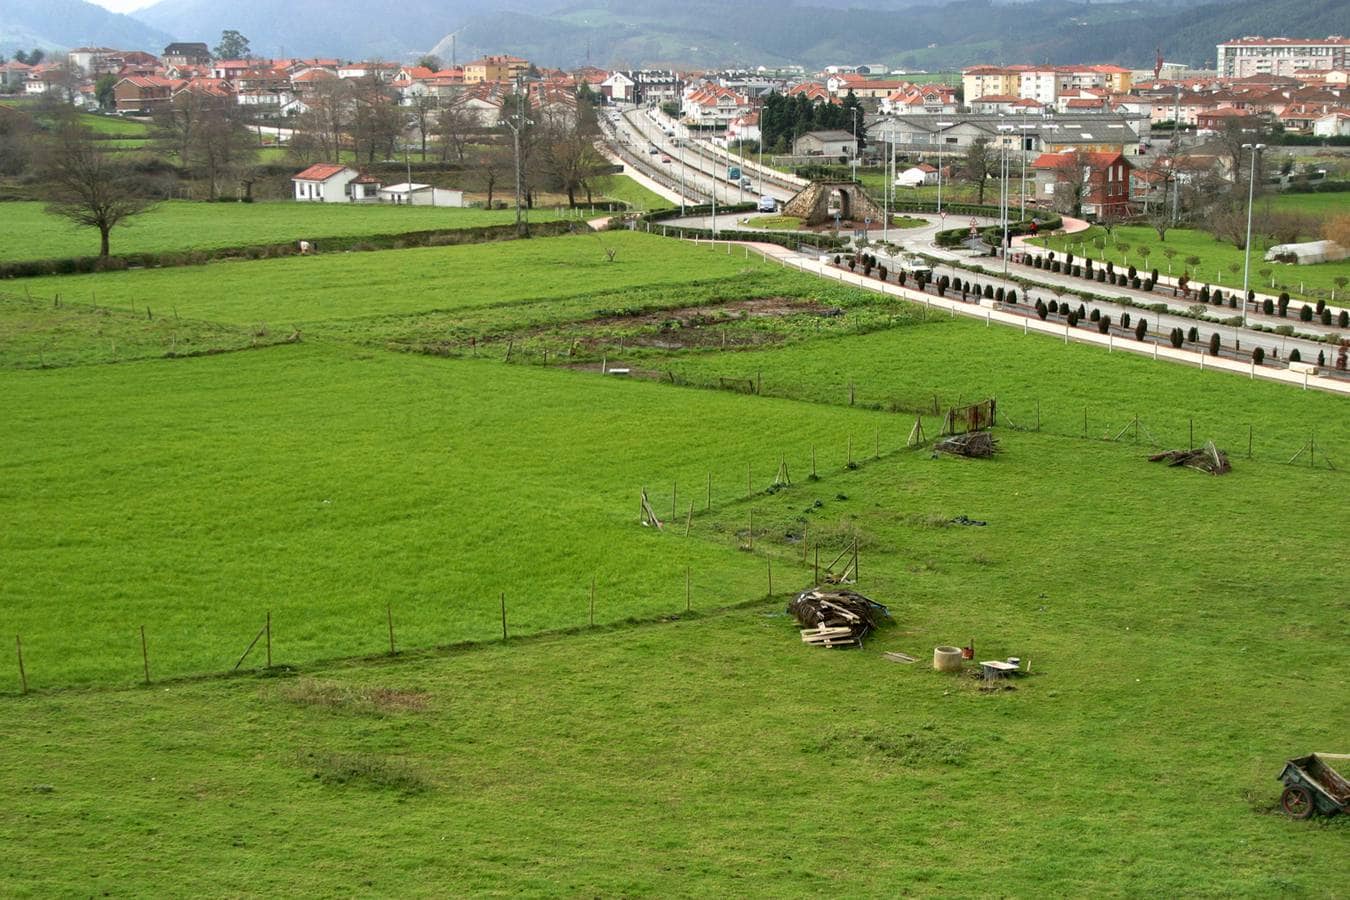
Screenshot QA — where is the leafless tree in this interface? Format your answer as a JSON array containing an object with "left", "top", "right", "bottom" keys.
[
  {"left": 1045, "top": 149, "right": 1091, "bottom": 218},
  {"left": 408, "top": 93, "right": 440, "bottom": 161},
  {"left": 40, "top": 123, "right": 157, "bottom": 256},
  {"left": 350, "top": 76, "right": 402, "bottom": 165},
  {"left": 961, "top": 136, "right": 995, "bottom": 205},
  {"left": 290, "top": 79, "right": 352, "bottom": 162},
  {"left": 474, "top": 144, "right": 512, "bottom": 207},
  {"left": 434, "top": 96, "right": 477, "bottom": 164}
]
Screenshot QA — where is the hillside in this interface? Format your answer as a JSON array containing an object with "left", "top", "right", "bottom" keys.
[{"left": 0, "top": 0, "right": 172, "bottom": 56}]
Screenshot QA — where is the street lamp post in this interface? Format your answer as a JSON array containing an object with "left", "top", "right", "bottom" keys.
[
  {"left": 934, "top": 121, "right": 953, "bottom": 215},
  {"left": 997, "top": 124, "right": 1014, "bottom": 275},
  {"left": 1240, "top": 142, "right": 1265, "bottom": 329}
]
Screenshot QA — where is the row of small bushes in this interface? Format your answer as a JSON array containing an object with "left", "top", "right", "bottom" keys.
[
  {"left": 642, "top": 202, "right": 758, "bottom": 223},
  {"left": 927, "top": 255, "right": 1342, "bottom": 343},
  {"left": 1029, "top": 250, "right": 1349, "bottom": 331},
  {"left": 0, "top": 219, "right": 583, "bottom": 279}
]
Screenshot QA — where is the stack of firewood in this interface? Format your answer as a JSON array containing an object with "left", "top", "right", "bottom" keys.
[
  {"left": 1148, "top": 442, "right": 1231, "bottom": 475},
  {"left": 788, "top": 588, "right": 889, "bottom": 649}
]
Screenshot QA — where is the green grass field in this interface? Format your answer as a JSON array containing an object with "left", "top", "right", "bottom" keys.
[
  {"left": 1268, "top": 189, "right": 1350, "bottom": 217},
  {"left": 1033, "top": 224, "right": 1350, "bottom": 302},
  {"left": 18, "top": 231, "right": 750, "bottom": 325},
  {"left": 0, "top": 200, "right": 563, "bottom": 262},
  {"left": 592, "top": 173, "right": 673, "bottom": 211},
  {"left": 0, "top": 228, "right": 1346, "bottom": 894}
]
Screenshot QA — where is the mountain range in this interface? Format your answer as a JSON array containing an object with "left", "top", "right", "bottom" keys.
[
  {"left": 4, "top": 0, "right": 1347, "bottom": 72},
  {"left": 0, "top": 0, "right": 171, "bottom": 58}
]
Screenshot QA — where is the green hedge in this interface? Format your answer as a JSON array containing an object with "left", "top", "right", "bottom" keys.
[
  {"left": 0, "top": 219, "right": 585, "bottom": 280},
  {"left": 934, "top": 214, "right": 1062, "bottom": 248}
]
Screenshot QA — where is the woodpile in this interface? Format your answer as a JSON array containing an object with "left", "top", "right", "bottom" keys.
[
  {"left": 934, "top": 431, "right": 998, "bottom": 458},
  {"left": 789, "top": 588, "right": 889, "bottom": 649},
  {"left": 1148, "top": 442, "right": 1231, "bottom": 475}
]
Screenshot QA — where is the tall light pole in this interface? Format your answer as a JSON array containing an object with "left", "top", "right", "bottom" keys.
[
  {"left": 1240, "top": 142, "right": 1265, "bottom": 329},
  {"left": 851, "top": 107, "right": 860, "bottom": 183},
  {"left": 935, "top": 120, "right": 953, "bottom": 215},
  {"left": 504, "top": 79, "right": 532, "bottom": 238},
  {"left": 997, "top": 124, "right": 1013, "bottom": 274}
]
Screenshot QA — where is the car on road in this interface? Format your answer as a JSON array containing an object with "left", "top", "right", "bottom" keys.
[
  {"left": 660, "top": 155, "right": 672, "bottom": 164},
  {"left": 758, "top": 195, "right": 777, "bottom": 212},
  {"left": 740, "top": 177, "right": 753, "bottom": 190}
]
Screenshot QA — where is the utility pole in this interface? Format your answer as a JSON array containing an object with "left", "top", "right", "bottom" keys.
[{"left": 504, "top": 77, "right": 531, "bottom": 238}]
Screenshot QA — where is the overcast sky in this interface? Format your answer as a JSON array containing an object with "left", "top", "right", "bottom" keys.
[{"left": 87, "top": 0, "right": 149, "bottom": 14}]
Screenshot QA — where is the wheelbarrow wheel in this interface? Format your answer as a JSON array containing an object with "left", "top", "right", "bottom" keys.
[{"left": 1281, "top": 785, "right": 1314, "bottom": 819}]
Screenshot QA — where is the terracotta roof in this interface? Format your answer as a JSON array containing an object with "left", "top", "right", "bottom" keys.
[
  {"left": 1032, "top": 151, "right": 1130, "bottom": 170},
  {"left": 293, "top": 163, "right": 351, "bottom": 182}
]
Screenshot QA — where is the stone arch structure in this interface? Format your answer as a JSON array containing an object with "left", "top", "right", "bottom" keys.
[{"left": 781, "top": 180, "right": 885, "bottom": 227}]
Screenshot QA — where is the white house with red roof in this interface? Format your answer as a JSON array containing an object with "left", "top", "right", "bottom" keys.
[
  {"left": 292, "top": 164, "right": 382, "bottom": 202},
  {"left": 1312, "top": 110, "right": 1350, "bottom": 136},
  {"left": 724, "top": 111, "right": 760, "bottom": 144}
]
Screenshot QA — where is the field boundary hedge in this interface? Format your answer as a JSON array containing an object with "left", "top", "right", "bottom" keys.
[{"left": 0, "top": 219, "right": 587, "bottom": 279}]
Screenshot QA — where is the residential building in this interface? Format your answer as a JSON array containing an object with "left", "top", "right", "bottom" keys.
[
  {"left": 682, "top": 83, "right": 750, "bottom": 129},
  {"left": 0, "top": 60, "right": 31, "bottom": 89},
  {"left": 292, "top": 164, "right": 379, "bottom": 202},
  {"left": 377, "top": 183, "right": 464, "bottom": 207},
  {"left": 463, "top": 55, "right": 529, "bottom": 84},
  {"left": 112, "top": 76, "right": 180, "bottom": 114},
  {"left": 962, "top": 66, "right": 1019, "bottom": 103},
  {"left": 162, "top": 43, "right": 211, "bottom": 67},
  {"left": 1217, "top": 36, "right": 1350, "bottom": 78},
  {"left": 895, "top": 163, "right": 938, "bottom": 187},
  {"left": 1312, "top": 110, "right": 1350, "bottom": 136},
  {"left": 724, "top": 111, "right": 761, "bottom": 145},
  {"left": 793, "top": 129, "right": 858, "bottom": 157},
  {"left": 1031, "top": 150, "right": 1133, "bottom": 217}
]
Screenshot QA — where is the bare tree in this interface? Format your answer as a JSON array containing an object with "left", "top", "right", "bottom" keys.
[
  {"left": 350, "top": 76, "right": 402, "bottom": 165},
  {"left": 961, "top": 136, "right": 995, "bottom": 205},
  {"left": 1045, "top": 149, "right": 1090, "bottom": 218},
  {"left": 0, "top": 105, "right": 35, "bottom": 176},
  {"left": 192, "top": 95, "right": 259, "bottom": 199},
  {"left": 540, "top": 97, "right": 608, "bottom": 207},
  {"left": 40, "top": 123, "right": 157, "bottom": 256},
  {"left": 435, "top": 96, "right": 477, "bottom": 163},
  {"left": 290, "top": 79, "right": 352, "bottom": 163},
  {"left": 474, "top": 144, "right": 512, "bottom": 207},
  {"left": 408, "top": 93, "right": 440, "bottom": 161}
]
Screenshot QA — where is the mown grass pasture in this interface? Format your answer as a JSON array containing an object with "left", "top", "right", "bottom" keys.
[
  {"left": 0, "top": 200, "right": 566, "bottom": 263},
  {"left": 0, "top": 225, "right": 1345, "bottom": 896}
]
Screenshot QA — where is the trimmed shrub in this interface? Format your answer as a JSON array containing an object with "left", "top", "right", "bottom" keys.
[
  {"left": 1131, "top": 276, "right": 1140, "bottom": 290},
  {"left": 1072, "top": 265, "right": 1081, "bottom": 277},
  {"left": 1121, "top": 312, "right": 1131, "bottom": 328},
  {"left": 877, "top": 265, "right": 888, "bottom": 281},
  {"left": 1317, "top": 350, "right": 1325, "bottom": 366},
  {"left": 1036, "top": 300, "right": 1048, "bottom": 320},
  {"left": 1199, "top": 286, "right": 1211, "bottom": 304},
  {"left": 995, "top": 287, "right": 1005, "bottom": 303},
  {"left": 1135, "top": 318, "right": 1147, "bottom": 341},
  {"left": 984, "top": 285, "right": 994, "bottom": 299},
  {"left": 1320, "top": 308, "right": 1332, "bottom": 325},
  {"left": 1299, "top": 304, "right": 1313, "bottom": 322},
  {"left": 1128, "top": 265, "right": 1137, "bottom": 280},
  {"left": 1339, "top": 310, "right": 1349, "bottom": 328},
  {"left": 1098, "top": 315, "right": 1111, "bottom": 334},
  {"left": 1077, "top": 303, "right": 1087, "bottom": 319},
  {"left": 1096, "top": 270, "right": 1106, "bottom": 283},
  {"left": 1211, "top": 289, "right": 1224, "bottom": 306},
  {"left": 1208, "top": 333, "right": 1221, "bottom": 356},
  {"left": 1067, "top": 311, "right": 1079, "bottom": 327},
  {"left": 1143, "top": 278, "right": 1153, "bottom": 292},
  {"left": 1315, "top": 298, "right": 1326, "bottom": 314},
  {"left": 1170, "top": 327, "right": 1184, "bottom": 348},
  {"left": 1278, "top": 292, "right": 1290, "bottom": 316},
  {"left": 1048, "top": 300, "right": 1059, "bottom": 313},
  {"left": 1187, "top": 326, "right": 1199, "bottom": 342},
  {"left": 1262, "top": 298, "right": 1274, "bottom": 315},
  {"left": 1090, "top": 308, "right": 1101, "bottom": 322},
  {"left": 1006, "top": 289, "right": 1017, "bottom": 305},
  {"left": 1290, "top": 348, "right": 1302, "bottom": 363},
  {"left": 1252, "top": 346, "right": 1265, "bottom": 365}
]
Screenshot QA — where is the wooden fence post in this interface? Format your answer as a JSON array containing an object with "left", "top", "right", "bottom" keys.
[
  {"left": 140, "top": 625, "right": 150, "bottom": 685},
  {"left": 265, "top": 610, "right": 272, "bottom": 668},
  {"left": 706, "top": 472, "right": 711, "bottom": 510},
  {"left": 589, "top": 576, "right": 596, "bottom": 627},
  {"left": 500, "top": 592, "right": 508, "bottom": 640},
  {"left": 685, "top": 566, "right": 691, "bottom": 612},
  {"left": 387, "top": 604, "right": 396, "bottom": 656},
  {"left": 16, "top": 635, "right": 28, "bottom": 695},
  {"left": 767, "top": 558, "right": 773, "bottom": 597}
]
